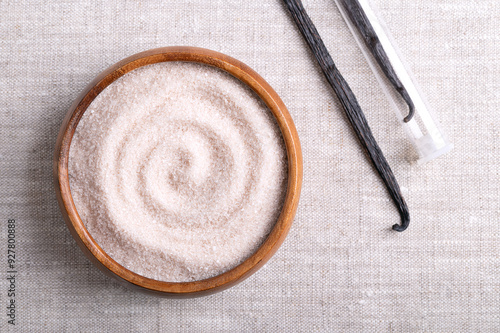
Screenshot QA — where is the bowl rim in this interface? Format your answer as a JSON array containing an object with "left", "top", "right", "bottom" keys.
[{"left": 53, "top": 46, "right": 302, "bottom": 297}]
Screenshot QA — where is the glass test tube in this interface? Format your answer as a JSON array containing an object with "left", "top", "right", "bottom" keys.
[{"left": 334, "top": 0, "right": 453, "bottom": 164}]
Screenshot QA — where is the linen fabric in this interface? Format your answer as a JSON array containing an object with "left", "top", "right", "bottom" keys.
[{"left": 1, "top": 0, "right": 498, "bottom": 331}]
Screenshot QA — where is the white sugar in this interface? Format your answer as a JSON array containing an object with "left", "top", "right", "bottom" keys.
[{"left": 68, "top": 62, "right": 287, "bottom": 282}]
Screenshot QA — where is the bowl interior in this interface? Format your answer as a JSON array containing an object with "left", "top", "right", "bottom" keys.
[{"left": 53, "top": 46, "right": 302, "bottom": 297}]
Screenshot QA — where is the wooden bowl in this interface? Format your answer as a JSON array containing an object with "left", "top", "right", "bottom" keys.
[{"left": 53, "top": 46, "right": 302, "bottom": 297}]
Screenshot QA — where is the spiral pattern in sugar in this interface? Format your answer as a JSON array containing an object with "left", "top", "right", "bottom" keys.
[{"left": 69, "top": 62, "right": 287, "bottom": 282}]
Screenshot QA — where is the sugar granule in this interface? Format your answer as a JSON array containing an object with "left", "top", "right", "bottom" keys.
[{"left": 68, "top": 62, "right": 288, "bottom": 282}]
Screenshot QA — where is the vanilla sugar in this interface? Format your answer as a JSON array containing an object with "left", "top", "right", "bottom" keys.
[{"left": 69, "top": 62, "right": 287, "bottom": 282}]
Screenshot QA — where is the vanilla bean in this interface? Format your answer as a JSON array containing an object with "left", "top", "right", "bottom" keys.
[
  {"left": 337, "top": 0, "right": 414, "bottom": 122},
  {"left": 283, "top": 0, "right": 410, "bottom": 231}
]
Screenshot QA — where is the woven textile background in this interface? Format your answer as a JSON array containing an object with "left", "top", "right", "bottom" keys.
[{"left": 1, "top": 0, "right": 499, "bottom": 331}]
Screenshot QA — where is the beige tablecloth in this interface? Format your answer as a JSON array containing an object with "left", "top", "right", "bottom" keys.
[{"left": 1, "top": 0, "right": 499, "bottom": 331}]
